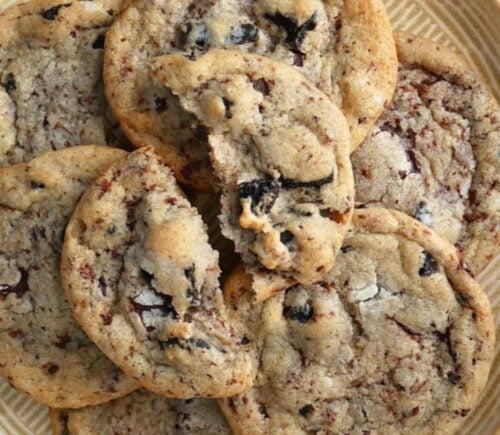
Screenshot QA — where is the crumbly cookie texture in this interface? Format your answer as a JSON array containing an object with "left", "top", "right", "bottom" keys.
[
  {"left": 152, "top": 50, "right": 354, "bottom": 302},
  {"left": 353, "top": 32, "right": 500, "bottom": 275},
  {"left": 0, "top": 146, "right": 138, "bottom": 408},
  {"left": 49, "top": 390, "right": 233, "bottom": 435},
  {"left": 220, "top": 209, "right": 495, "bottom": 435},
  {"left": 0, "top": 0, "right": 129, "bottom": 167},
  {"left": 104, "top": 0, "right": 396, "bottom": 190},
  {"left": 61, "top": 147, "right": 253, "bottom": 398}
]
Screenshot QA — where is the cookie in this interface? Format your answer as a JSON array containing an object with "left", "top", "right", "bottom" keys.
[
  {"left": 0, "top": 146, "right": 138, "bottom": 408},
  {"left": 220, "top": 208, "right": 495, "bottom": 434},
  {"left": 152, "top": 50, "right": 354, "bottom": 302},
  {"left": 61, "top": 147, "right": 253, "bottom": 398},
  {"left": 49, "top": 390, "right": 232, "bottom": 435},
  {"left": 104, "top": 0, "right": 397, "bottom": 190},
  {"left": 352, "top": 32, "right": 500, "bottom": 276},
  {"left": 0, "top": 0, "right": 128, "bottom": 167}
]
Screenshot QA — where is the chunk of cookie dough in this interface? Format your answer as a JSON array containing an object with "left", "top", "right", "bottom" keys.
[
  {"left": 219, "top": 208, "right": 495, "bottom": 435},
  {"left": 0, "top": 0, "right": 129, "bottom": 167},
  {"left": 49, "top": 390, "right": 233, "bottom": 435},
  {"left": 352, "top": 32, "right": 500, "bottom": 275},
  {"left": 104, "top": 0, "right": 397, "bottom": 190},
  {"left": 0, "top": 146, "right": 138, "bottom": 408},
  {"left": 61, "top": 147, "right": 253, "bottom": 398},
  {"left": 152, "top": 51, "right": 354, "bottom": 301}
]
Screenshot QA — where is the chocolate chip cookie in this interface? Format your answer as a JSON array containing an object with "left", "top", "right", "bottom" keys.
[
  {"left": 152, "top": 50, "right": 355, "bottom": 302},
  {"left": 49, "top": 390, "right": 232, "bottom": 435},
  {"left": 0, "top": 0, "right": 128, "bottom": 167},
  {"left": 352, "top": 32, "right": 500, "bottom": 275},
  {"left": 220, "top": 208, "right": 495, "bottom": 434},
  {"left": 0, "top": 146, "right": 138, "bottom": 408},
  {"left": 61, "top": 147, "right": 253, "bottom": 398},
  {"left": 104, "top": 0, "right": 397, "bottom": 190}
]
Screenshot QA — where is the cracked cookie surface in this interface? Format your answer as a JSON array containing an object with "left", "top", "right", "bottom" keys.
[
  {"left": 220, "top": 208, "right": 494, "bottom": 435},
  {"left": 352, "top": 32, "right": 500, "bottom": 275},
  {"left": 104, "top": 0, "right": 396, "bottom": 189},
  {"left": 0, "top": 146, "right": 138, "bottom": 408},
  {"left": 61, "top": 147, "right": 253, "bottom": 398},
  {"left": 152, "top": 51, "right": 354, "bottom": 302},
  {"left": 50, "top": 390, "right": 232, "bottom": 435},
  {"left": 0, "top": 0, "right": 128, "bottom": 167}
]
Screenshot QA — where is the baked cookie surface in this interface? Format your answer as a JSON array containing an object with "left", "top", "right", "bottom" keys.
[
  {"left": 104, "top": 0, "right": 397, "bottom": 189},
  {"left": 152, "top": 50, "right": 354, "bottom": 301},
  {"left": 220, "top": 208, "right": 495, "bottom": 435},
  {"left": 0, "top": 0, "right": 127, "bottom": 167},
  {"left": 0, "top": 146, "right": 137, "bottom": 408},
  {"left": 352, "top": 32, "right": 500, "bottom": 275},
  {"left": 49, "top": 390, "right": 232, "bottom": 435},
  {"left": 61, "top": 147, "right": 252, "bottom": 398}
]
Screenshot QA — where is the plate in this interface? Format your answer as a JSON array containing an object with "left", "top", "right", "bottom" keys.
[{"left": 0, "top": 0, "right": 498, "bottom": 433}]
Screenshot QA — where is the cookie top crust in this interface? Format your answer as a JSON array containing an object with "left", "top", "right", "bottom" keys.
[
  {"left": 0, "top": 0, "right": 127, "bottom": 167},
  {"left": 0, "top": 146, "right": 138, "bottom": 408},
  {"left": 61, "top": 147, "right": 253, "bottom": 398},
  {"left": 104, "top": 0, "right": 396, "bottom": 189},
  {"left": 352, "top": 32, "right": 500, "bottom": 275},
  {"left": 152, "top": 50, "right": 354, "bottom": 301},
  {"left": 220, "top": 208, "right": 494, "bottom": 435},
  {"left": 50, "top": 390, "right": 233, "bottom": 435}
]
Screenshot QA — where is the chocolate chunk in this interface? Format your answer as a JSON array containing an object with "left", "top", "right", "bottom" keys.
[
  {"left": 252, "top": 78, "right": 270, "bottom": 96},
  {"left": 92, "top": 34, "right": 105, "bottom": 49},
  {"left": 258, "top": 404, "right": 269, "bottom": 418},
  {"left": 129, "top": 292, "right": 176, "bottom": 319},
  {"left": 41, "top": 4, "right": 70, "bottom": 20},
  {"left": 414, "top": 201, "right": 432, "bottom": 224},
  {"left": 55, "top": 334, "right": 71, "bottom": 349},
  {"left": 0, "top": 269, "right": 30, "bottom": 301},
  {"left": 155, "top": 97, "right": 168, "bottom": 112},
  {"left": 2, "top": 73, "right": 16, "bottom": 93},
  {"left": 406, "top": 149, "right": 422, "bottom": 173},
  {"left": 283, "top": 302, "right": 314, "bottom": 323},
  {"left": 229, "top": 24, "right": 259, "bottom": 44},
  {"left": 159, "top": 338, "right": 181, "bottom": 349},
  {"left": 194, "top": 338, "right": 210, "bottom": 349},
  {"left": 419, "top": 251, "right": 438, "bottom": 276},
  {"left": 222, "top": 97, "right": 234, "bottom": 119},
  {"left": 293, "top": 52, "right": 305, "bottom": 67},
  {"left": 341, "top": 245, "right": 354, "bottom": 254},
  {"left": 299, "top": 404, "right": 314, "bottom": 417},
  {"left": 30, "top": 180, "right": 45, "bottom": 189},
  {"left": 180, "top": 22, "right": 209, "bottom": 47},
  {"left": 184, "top": 265, "right": 200, "bottom": 305},
  {"left": 447, "top": 371, "right": 461, "bottom": 384},
  {"left": 265, "top": 12, "right": 317, "bottom": 52},
  {"left": 241, "top": 336, "right": 250, "bottom": 345},
  {"left": 98, "top": 276, "right": 107, "bottom": 296},
  {"left": 280, "top": 230, "right": 294, "bottom": 245},
  {"left": 281, "top": 173, "right": 333, "bottom": 189},
  {"left": 43, "top": 363, "right": 60, "bottom": 375},
  {"left": 238, "top": 179, "right": 280, "bottom": 214},
  {"left": 454, "top": 409, "right": 470, "bottom": 417}
]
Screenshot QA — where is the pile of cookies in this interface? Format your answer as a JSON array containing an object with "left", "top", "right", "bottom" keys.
[{"left": 0, "top": 0, "right": 497, "bottom": 434}]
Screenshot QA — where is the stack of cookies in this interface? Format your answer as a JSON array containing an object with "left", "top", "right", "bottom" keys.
[{"left": 0, "top": 0, "right": 497, "bottom": 434}]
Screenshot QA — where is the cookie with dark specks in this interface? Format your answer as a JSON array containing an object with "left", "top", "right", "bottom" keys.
[
  {"left": 49, "top": 390, "right": 233, "bottom": 435},
  {"left": 152, "top": 50, "right": 355, "bottom": 302},
  {"left": 220, "top": 208, "right": 494, "bottom": 435},
  {"left": 61, "top": 147, "right": 253, "bottom": 398},
  {"left": 104, "top": 0, "right": 397, "bottom": 190},
  {"left": 0, "top": 146, "right": 138, "bottom": 408},
  {"left": 0, "top": 0, "right": 129, "bottom": 167},
  {"left": 352, "top": 32, "right": 500, "bottom": 275}
]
